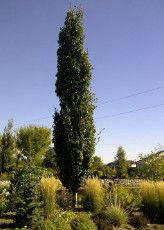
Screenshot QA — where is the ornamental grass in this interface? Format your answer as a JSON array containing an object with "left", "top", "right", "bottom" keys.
[
  {"left": 82, "top": 177, "right": 104, "bottom": 213},
  {"left": 40, "top": 177, "right": 59, "bottom": 218},
  {"left": 140, "top": 181, "right": 164, "bottom": 223}
]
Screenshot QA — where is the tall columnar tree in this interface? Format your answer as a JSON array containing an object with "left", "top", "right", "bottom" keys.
[
  {"left": 115, "top": 146, "right": 128, "bottom": 179},
  {"left": 0, "top": 119, "right": 15, "bottom": 174},
  {"left": 53, "top": 9, "right": 96, "bottom": 192}
]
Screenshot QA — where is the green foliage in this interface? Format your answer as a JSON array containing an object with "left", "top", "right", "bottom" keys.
[
  {"left": 115, "top": 146, "right": 128, "bottom": 179},
  {"left": 56, "top": 189, "right": 74, "bottom": 210},
  {"left": 103, "top": 205, "right": 128, "bottom": 227},
  {"left": 0, "top": 120, "right": 15, "bottom": 174},
  {"left": 138, "top": 152, "right": 164, "bottom": 180},
  {"left": 10, "top": 164, "right": 52, "bottom": 227},
  {"left": 16, "top": 125, "right": 51, "bottom": 165},
  {"left": 71, "top": 213, "right": 97, "bottom": 230},
  {"left": 32, "top": 218, "right": 56, "bottom": 230},
  {"left": 140, "top": 181, "right": 164, "bottom": 223},
  {"left": 53, "top": 8, "right": 96, "bottom": 193},
  {"left": 32, "top": 211, "right": 72, "bottom": 230},
  {"left": 105, "top": 185, "right": 141, "bottom": 212},
  {"left": 82, "top": 177, "right": 104, "bottom": 213},
  {"left": 39, "top": 177, "right": 59, "bottom": 218},
  {"left": 92, "top": 212, "right": 112, "bottom": 230},
  {"left": 43, "top": 148, "right": 59, "bottom": 176},
  {"left": 89, "top": 156, "right": 104, "bottom": 177},
  {"left": 102, "top": 165, "right": 115, "bottom": 179},
  {"left": 0, "top": 181, "right": 10, "bottom": 215}
]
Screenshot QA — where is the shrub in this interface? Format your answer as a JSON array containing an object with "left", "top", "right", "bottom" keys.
[
  {"left": 105, "top": 184, "right": 141, "bottom": 212},
  {"left": 82, "top": 177, "right": 104, "bottom": 213},
  {"left": 32, "top": 218, "right": 56, "bottom": 230},
  {"left": 40, "top": 177, "right": 59, "bottom": 218},
  {"left": 32, "top": 211, "right": 72, "bottom": 230},
  {"left": 71, "top": 213, "right": 97, "bottom": 230},
  {"left": 130, "top": 212, "right": 149, "bottom": 228},
  {"left": 10, "top": 165, "right": 52, "bottom": 227},
  {"left": 140, "top": 181, "right": 164, "bottom": 223},
  {"left": 56, "top": 210, "right": 76, "bottom": 223},
  {"left": 103, "top": 205, "right": 128, "bottom": 227},
  {"left": 92, "top": 212, "right": 112, "bottom": 230},
  {"left": 56, "top": 189, "right": 74, "bottom": 210},
  {"left": 51, "top": 213, "right": 71, "bottom": 230},
  {"left": 0, "top": 181, "right": 10, "bottom": 215}
]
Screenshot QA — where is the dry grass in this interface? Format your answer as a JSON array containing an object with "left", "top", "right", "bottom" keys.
[{"left": 40, "top": 177, "right": 59, "bottom": 218}]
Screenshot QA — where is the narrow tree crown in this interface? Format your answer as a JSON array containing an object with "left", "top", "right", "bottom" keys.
[{"left": 53, "top": 9, "right": 96, "bottom": 192}]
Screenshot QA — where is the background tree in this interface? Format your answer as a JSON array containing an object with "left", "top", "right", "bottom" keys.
[
  {"left": 115, "top": 146, "right": 128, "bottom": 179},
  {"left": 53, "top": 9, "right": 96, "bottom": 193},
  {"left": 0, "top": 120, "right": 15, "bottom": 174},
  {"left": 138, "top": 151, "right": 164, "bottom": 180},
  {"left": 89, "top": 156, "right": 104, "bottom": 177},
  {"left": 43, "top": 147, "right": 59, "bottom": 176},
  {"left": 16, "top": 125, "right": 51, "bottom": 165}
]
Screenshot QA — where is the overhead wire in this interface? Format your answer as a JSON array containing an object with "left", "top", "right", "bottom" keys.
[
  {"left": 0, "top": 86, "right": 163, "bottom": 129},
  {"left": 98, "top": 86, "right": 164, "bottom": 107}
]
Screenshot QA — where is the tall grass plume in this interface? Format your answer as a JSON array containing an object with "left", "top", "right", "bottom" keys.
[
  {"left": 40, "top": 177, "right": 59, "bottom": 218},
  {"left": 82, "top": 177, "right": 104, "bottom": 213},
  {"left": 140, "top": 181, "right": 164, "bottom": 223}
]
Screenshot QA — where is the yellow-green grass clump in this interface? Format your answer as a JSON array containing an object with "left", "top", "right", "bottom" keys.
[
  {"left": 140, "top": 181, "right": 164, "bottom": 223},
  {"left": 82, "top": 177, "right": 104, "bottom": 213},
  {"left": 40, "top": 177, "right": 59, "bottom": 218}
]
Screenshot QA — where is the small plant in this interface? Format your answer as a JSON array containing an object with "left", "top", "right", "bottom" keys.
[
  {"left": 0, "top": 181, "right": 10, "bottom": 215},
  {"left": 105, "top": 184, "right": 141, "bottom": 212},
  {"left": 10, "top": 165, "right": 52, "bottom": 227},
  {"left": 104, "top": 205, "right": 128, "bottom": 227},
  {"left": 40, "top": 177, "right": 59, "bottom": 218},
  {"left": 82, "top": 177, "right": 104, "bottom": 213},
  {"left": 130, "top": 212, "right": 149, "bottom": 228},
  {"left": 56, "top": 188, "right": 74, "bottom": 210},
  {"left": 32, "top": 211, "right": 72, "bottom": 230},
  {"left": 71, "top": 213, "right": 97, "bottom": 230},
  {"left": 32, "top": 217, "right": 56, "bottom": 230},
  {"left": 92, "top": 212, "right": 112, "bottom": 230}
]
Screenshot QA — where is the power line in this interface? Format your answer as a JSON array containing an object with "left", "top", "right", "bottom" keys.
[
  {"left": 95, "top": 103, "right": 164, "bottom": 120},
  {"left": 11, "top": 103, "right": 164, "bottom": 127},
  {"left": 98, "top": 86, "right": 164, "bottom": 107},
  {"left": 1, "top": 86, "right": 163, "bottom": 129}
]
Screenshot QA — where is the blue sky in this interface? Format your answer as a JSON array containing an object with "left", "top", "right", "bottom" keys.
[{"left": 0, "top": 0, "right": 164, "bottom": 162}]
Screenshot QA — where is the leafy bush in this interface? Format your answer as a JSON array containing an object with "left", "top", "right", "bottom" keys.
[
  {"left": 105, "top": 185, "right": 141, "bottom": 212},
  {"left": 82, "top": 177, "right": 104, "bottom": 213},
  {"left": 140, "top": 181, "right": 164, "bottom": 223},
  {"left": 92, "top": 212, "right": 112, "bottom": 230},
  {"left": 56, "top": 189, "right": 74, "bottom": 210},
  {"left": 0, "top": 181, "right": 10, "bottom": 215},
  {"left": 103, "top": 205, "right": 128, "bottom": 227},
  {"left": 10, "top": 164, "right": 52, "bottom": 227},
  {"left": 138, "top": 152, "right": 164, "bottom": 180},
  {"left": 130, "top": 212, "right": 149, "bottom": 228},
  {"left": 71, "top": 213, "right": 97, "bottom": 230},
  {"left": 56, "top": 210, "right": 76, "bottom": 223},
  {"left": 32, "top": 211, "right": 72, "bottom": 230},
  {"left": 32, "top": 218, "right": 56, "bottom": 230},
  {"left": 40, "top": 177, "right": 59, "bottom": 218}
]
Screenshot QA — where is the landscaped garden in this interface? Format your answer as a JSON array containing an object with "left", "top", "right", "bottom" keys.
[
  {"left": 0, "top": 174, "right": 164, "bottom": 229},
  {"left": 0, "top": 6, "right": 164, "bottom": 230}
]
